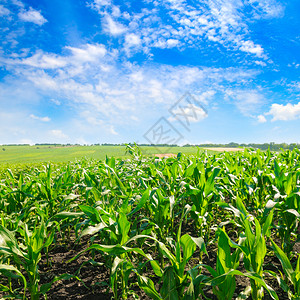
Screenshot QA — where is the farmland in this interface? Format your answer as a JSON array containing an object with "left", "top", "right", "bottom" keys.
[
  {"left": 0, "top": 145, "right": 213, "bottom": 165},
  {"left": 0, "top": 145, "right": 299, "bottom": 299}
]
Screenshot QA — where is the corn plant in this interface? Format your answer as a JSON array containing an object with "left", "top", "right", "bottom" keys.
[
  {"left": 201, "top": 228, "right": 241, "bottom": 299},
  {"left": 135, "top": 205, "right": 208, "bottom": 299},
  {"left": 268, "top": 239, "right": 300, "bottom": 299},
  {"left": 0, "top": 217, "right": 55, "bottom": 299},
  {"left": 219, "top": 197, "right": 276, "bottom": 300}
]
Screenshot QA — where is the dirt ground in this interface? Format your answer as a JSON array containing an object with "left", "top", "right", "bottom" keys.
[
  {"left": 153, "top": 153, "right": 177, "bottom": 158},
  {"left": 203, "top": 147, "right": 244, "bottom": 152}
]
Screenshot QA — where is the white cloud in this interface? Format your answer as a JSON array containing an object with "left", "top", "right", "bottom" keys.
[
  {"left": 267, "top": 102, "right": 300, "bottom": 121},
  {"left": 109, "top": 125, "right": 118, "bottom": 135},
  {"left": 30, "top": 114, "right": 51, "bottom": 122},
  {"left": 4, "top": 44, "right": 108, "bottom": 70},
  {"left": 49, "top": 129, "right": 68, "bottom": 139},
  {"left": 11, "top": 0, "right": 24, "bottom": 8},
  {"left": 87, "top": 0, "right": 283, "bottom": 58},
  {"left": 103, "top": 15, "right": 126, "bottom": 36},
  {"left": 66, "top": 44, "right": 107, "bottom": 63},
  {"left": 125, "top": 33, "right": 141, "bottom": 46},
  {"left": 257, "top": 114, "right": 267, "bottom": 123},
  {"left": 0, "top": 5, "right": 11, "bottom": 16},
  {"left": 226, "top": 89, "right": 264, "bottom": 116},
  {"left": 50, "top": 98, "right": 61, "bottom": 105},
  {"left": 21, "top": 51, "right": 67, "bottom": 69},
  {"left": 254, "top": 60, "right": 267, "bottom": 67},
  {"left": 169, "top": 104, "right": 208, "bottom": 123},
  {"left": 90, "top": 0, "right": 112, "bottom": 10},
  {"left": 239, "top": 40, "right": 264, "bottom": 57},
  {"left": 198, "top": 90, "right": 216, "bottom": 105},
  {"left": 18, "top": 7, "right": 47, "bottom": 26},
  {"left": 167, "top": 39, "right": 179, "bottom": 48},
  {"left": 249, "top": 0, "right": 284, "bottom": 18},
  {"left": 2, "top": 42, "right": 260, "bottom": 142}
]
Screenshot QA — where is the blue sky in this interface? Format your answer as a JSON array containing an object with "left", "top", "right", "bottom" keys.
[{"left": 0, "top": 0, "right": 299, "bottom": 145}]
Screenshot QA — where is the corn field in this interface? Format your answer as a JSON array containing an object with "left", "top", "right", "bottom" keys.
[{"left": 0, "top": 145, "right": 299, "bottom": 299}]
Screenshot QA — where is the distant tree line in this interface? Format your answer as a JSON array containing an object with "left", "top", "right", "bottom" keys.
[
  {"left": 185, "top": 142, "right": 300, "bottom": 151},
  {"left": 2, "top": 144, "right": 30, "bottom": 146},
  {"left": 1, "top": 142, "right": 300, "bottom": 151},
  {"left": 100, "top": 143, "right": 178, "bottom": 147}
]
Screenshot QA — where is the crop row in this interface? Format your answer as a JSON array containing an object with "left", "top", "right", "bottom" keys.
[{"left": 0, "top": 145, "right": 299, "bottom": 299}]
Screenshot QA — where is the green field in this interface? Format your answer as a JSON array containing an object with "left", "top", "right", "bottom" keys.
[
  {"left": 0, "top": 147, "right": 299, "bottom": 299},
  {"left": 0, "top": 145, "right": 212, "bottom": 165}
]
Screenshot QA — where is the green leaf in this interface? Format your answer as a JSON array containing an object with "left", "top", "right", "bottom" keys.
[
  {"left": 180, "top": 234, "right": 196, "bottom": 263},
  {"left": 53, "top": 211, "right": 84, "bottom": 219},
  {"left": 262, "top": 209, "right": 273, "bottom": 237},
  {"left": 117, "top": 212, "right": 130, "bottom": 245},
  {"left": 128, "top": 188, "right": 150, "bottom": 216},
  {"left": 161, "top": 267, "right": 179, "bottom": 300},
  {"left": 0, "top": 264, "right": 27, "bottom": 294},
  {"left": 270, "top": 239, "right": 294, "bottom": 284},
  {"left": 135, "top": 273, "right": 162, "bottom": 300},
  {"left": 79, "top": 205, "right": 101, "bottom": 223}
]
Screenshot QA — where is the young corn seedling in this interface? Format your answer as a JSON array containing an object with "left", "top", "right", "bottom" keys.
[
  {"left": 134, "top": 205, "right": 208, "bottom": 299},
  {"left": 268, "top": 239, "right": 300, "bottom": 299},
  {"left": 0, "top": 217, "right": 61, "bottom": 300},
  {"left": 219, "top": 197, "right": 277, "bottom": 300},
  {"left": 201, "top": 228, "right": 241, "bottom": 300},
  {"left": 276, "top": 195, "right": 300, "bottom": 257},
  {"left": 71, "top": 209, "right": 161, "bottom": 300}
]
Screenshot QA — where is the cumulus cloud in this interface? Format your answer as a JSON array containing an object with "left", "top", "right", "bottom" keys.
[
  {"left": 30, "top": 114, "right": 51, "bottom": 122},
  {"left": 239, "top": 40, "right": 264, "bottom": 57},
  {"left": 18, "top": 7, "right": 47, "bottom": 26},
  {"left": 257, "top": 114, "right": 267, "bottom": 123},
  {"left": 267, "top": 102, "right": 300, "bottom": 121}
]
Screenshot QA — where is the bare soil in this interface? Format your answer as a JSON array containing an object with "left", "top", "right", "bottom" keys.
[
  {"left": 203, "top": 147, "right": 244, "bottom": 152},
  {"left": 37, "top": 234, "right": 289, "bottom": 299},
  {"left": 153, "top": 153, "right": 177, "bottom": 158}
]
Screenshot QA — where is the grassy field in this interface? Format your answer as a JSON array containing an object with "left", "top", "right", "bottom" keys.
[{"left": 0, "top": 145, "right": 217, "bottom": 165}]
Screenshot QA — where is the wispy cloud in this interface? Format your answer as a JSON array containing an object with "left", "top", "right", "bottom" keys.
[
  {"left": 225, "top": 89, "right": 264, "bottom": 116},
  {"left": 103, "top": 15, "right": 126, "bottom": 36},
  {"left": 2, "top": 44, "right": 107, "bottom": 69},
  {"left": 2, "top": 42, "right": 260, "bottom": 131},
  {"left": 0, "top": 4, "right": 11, "bottom": 16},
  {"left": 88, "top": 0, "right": 283, "bottom": 58},
  {"left": 18, "top": 7, "right": 47, "bottom": 26},
  {"left": 168, "top": 104, "right": 208, "bottom": 123},
  {"left": 30, "top": 114, "right": 51, "bottom": 122},
  {"left": 249, "top": 0, "right": 285, "bottom": 18},
  {"left": 49, "top": 129, "right": 68, "bottom": 139}
]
